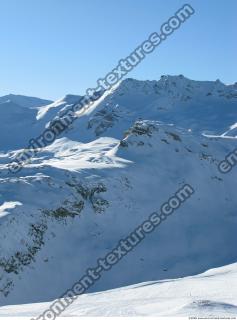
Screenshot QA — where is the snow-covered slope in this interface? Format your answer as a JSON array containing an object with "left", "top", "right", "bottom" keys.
[
  {"left": 0, "top": 263, "right": 236, "bottom": 317},
  {"left": 63, "top": 75, "right": 237, "bottom": 142},
  {"left": 36, "top": 94, "right": 81, "bottom": 120},
  {"left": 2, "top": 75, "right": 237, "bottom": 150},
  {"left": 0, "top": 94, "right": 52, "bottom": 109},
  {"left": 0, "top": 94, "right": 52, "bottom": 151},
  {"left": 0, "top": 76, "right": 236, "bottom": 308}
]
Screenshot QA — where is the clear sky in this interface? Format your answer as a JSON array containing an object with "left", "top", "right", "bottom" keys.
[{"left": 0, "top": 0, "right": 236, "bottom": 100}]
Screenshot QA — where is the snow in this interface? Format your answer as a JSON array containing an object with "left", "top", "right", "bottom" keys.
[
  {"left": 0, "top": 263, "right": 236, "bottom": 317},
  {"left": 0, "top": 94, "right": 52, "bottom": 109},
  {"left": 36, "top": 94, "right": 81, "bottom": 120},
  {"left": 39, "top": 137, "right": 130, "bottom": 171},
  {"left": 0, "top": 75, "right": 236, "bottom": 311},
  {"left": 0, "top": 202, "right": 22, "bottom": 219}
]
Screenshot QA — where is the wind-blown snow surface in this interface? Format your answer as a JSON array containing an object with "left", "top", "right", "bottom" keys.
[
  {"left": 0, "top": 263, "right": 236, "bottom": 317},
  {"left": 0, "top": 76, "right": 237, "bottom": 308}
]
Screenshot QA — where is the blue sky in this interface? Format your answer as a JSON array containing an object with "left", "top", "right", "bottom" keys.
[{"left": 0, "top": 0, "right": 236, "bottom": 100}]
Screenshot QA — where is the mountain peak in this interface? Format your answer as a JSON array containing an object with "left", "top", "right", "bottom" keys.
[{"left": 59, "top": 94, "right": 82, "bottom": 105}]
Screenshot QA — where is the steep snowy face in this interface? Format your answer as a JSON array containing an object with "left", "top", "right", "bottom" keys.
[
  {"left": 36, "top": 94, "right": 82, "bottom": 120},
  {"left": 0, "top": 76, "right": 236, "bottom": 306},
  {"left": 82, "top": 75, "right": 237, "bottom": 140}
]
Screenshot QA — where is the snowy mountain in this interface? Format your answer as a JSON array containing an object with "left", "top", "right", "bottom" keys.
[
  {"left": 0, "top": 262, "right": 236, "bottom": 317},
  {"left": 0, "top": 75, "right": 236, "bottom": 314},
  {"left": 0, "top": 94, "right": 52, "bottom": 109},
  {"left": 0, "top": 94, "right": 52, "bottom": 151}
]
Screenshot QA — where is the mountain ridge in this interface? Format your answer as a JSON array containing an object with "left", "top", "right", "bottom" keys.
[{"left": 0, "top": 75, "right": 236, "bottom": 307}]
